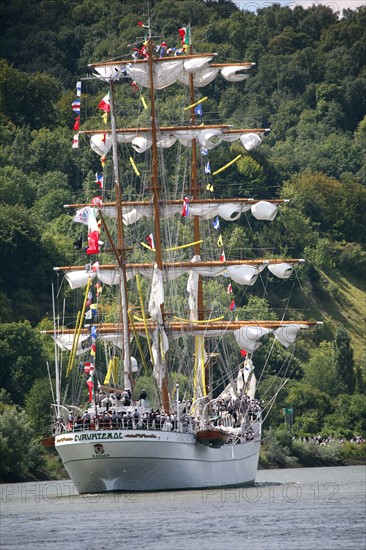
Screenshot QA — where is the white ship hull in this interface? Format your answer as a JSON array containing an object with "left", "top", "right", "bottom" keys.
[{"left": 55, "top": 426, "right": 261, "bottom": 494}]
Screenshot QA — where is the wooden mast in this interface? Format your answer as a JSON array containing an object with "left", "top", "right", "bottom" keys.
[
  {"left": 147, "top": 30, "right": 170, "bottom": 413},
  {"left": 109, "top": 81, "right": 133, "bottom": 389}
]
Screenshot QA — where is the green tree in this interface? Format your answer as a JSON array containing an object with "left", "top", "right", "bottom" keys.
[
  {"left": 0, "top": 59, "right": 61, "bottom": 129},
  {"left": 303, "top": 341, "right": 344, "bottom": 397},
  {"left": 0, "top": 322, "right": 48, "bottom": 405},
  {"left": 0, "top": 166, "right": 35, "bottom": 207},
  {"left": 334, "top": 328, "right": 355, "bottom": 394},
  {"left": 25, "top": 377, "right": 54, "bottom": 438},
  {"left": 0, "top": 204, "right": 54, "bottom": 321},
  {"left": 0, "top": 405, "right": 45, "bottom": 480},
  {"left": 323, "top": 393, "right": 366, "bottom": 437},
  {"left": 285, "top": 380, "right": 333, "bottom": 430}
]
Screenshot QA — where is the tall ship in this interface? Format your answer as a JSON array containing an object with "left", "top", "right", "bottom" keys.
[{"left": 45, "top": 21, "right": 321, "bottom": 494}]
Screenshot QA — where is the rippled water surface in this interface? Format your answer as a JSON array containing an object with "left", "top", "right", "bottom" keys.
[{"left": 1, "top": 465, "right": 365, "bottom": 549}]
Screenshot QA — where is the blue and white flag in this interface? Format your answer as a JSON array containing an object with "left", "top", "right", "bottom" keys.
[
  {"left": 205, "top": 161, "right": 211, "bottom": 174},
  {"left": 194, "top": 103, "right": 203, "bottom": 116},
  {"left": 76, "top": 81, "right": 82, "bottom": 97},
  {"left": 213, "top": 216, "right": 220, "bottom": 230}
]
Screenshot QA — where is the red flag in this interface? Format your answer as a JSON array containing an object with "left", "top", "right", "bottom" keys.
[
  {"left": 240, "top": 350, "right": 247, "bottom": 357},
  {"left": 219, "top": 251, "right": 226, "bottom": 261},
  {"left": 86, "top": 231, "right": 100, "bottom": 255},
  {"left": 86, "top": 372, "right": 94, "bottom": 402},
  {"left": 84, "top": 362, "right": 92, "bottom": 374},
  {"left": 98, "top": 94, "right": 110, "bottom": 113},
  {"left": 229, "top": 299, "right": 236, "bottom": 311},
  {"left": 91, "top": 196, "right": 103, "bottom": 207},
  {"left": 181, "top": 197, "right": 189, "bottom": 217},
  {"left": 73, "top": 116, "right": 80, "bottom": 131},
  {"left": 72, "top": 134, "right": 79, "bottom": 148},
  {"left": 146, "top": 233, "right": 155, "bottom": 249}
]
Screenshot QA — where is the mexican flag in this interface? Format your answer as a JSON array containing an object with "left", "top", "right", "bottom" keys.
[{"left": 178, "top": 27, "right": 190, "bottom": 46}]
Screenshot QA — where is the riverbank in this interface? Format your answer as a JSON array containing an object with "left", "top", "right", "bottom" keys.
[{"left": 259, "top": 432, "right": 366, "bottom": 469}]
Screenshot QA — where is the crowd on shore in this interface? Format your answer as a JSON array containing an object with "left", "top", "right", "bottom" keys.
[{"left": 295, "top": 435, "right": 365, "bottom": 445}]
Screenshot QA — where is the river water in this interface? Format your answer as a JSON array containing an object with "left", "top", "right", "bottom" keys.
[{"left": 1, "top": 465, "right": 365, "bottom": 550}]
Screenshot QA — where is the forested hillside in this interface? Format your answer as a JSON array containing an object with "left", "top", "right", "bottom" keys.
[{"left": 0, "top": 0, "right": 365, "bottom": 478}]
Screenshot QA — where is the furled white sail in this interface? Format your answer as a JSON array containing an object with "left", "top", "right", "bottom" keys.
[
  {"left": 59, "top": 259, "right": 303, "bottom": 290},
  {"left": 274, "top": 324, "right": 310, "bottom": 347},
  {"left": 88, "top": 128, "right": 265, "bottom": 154},
  {"left": 151, "top": 327, "right": 169, "bottom": 388},
  {"left": 100, "top": 200, "right": 280, "bottom": 225},
  {"left": 52, "top": 333, "right": 91, "bottom": 354},
  {"left": 148, "top": 265, "right": 164, "bottom": 323},
  {"left": 234, "top": 326, "right": 274, "bottom": 353},
  {"left": 90, "top": 133, "right": 112, "bottom": 156},
  {"left": 226, "top": 264, "right": 267, "bottom": 286},
  {"left": 243, "top": 357, "right": 257, "bottom": 399},
  {"left": 187, "top": 255, "right": 200, "bottom": 321}
]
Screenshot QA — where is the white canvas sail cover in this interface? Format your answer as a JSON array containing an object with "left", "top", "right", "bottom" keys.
[
  {"left": 52, "top": 333, "right": 91, "bottom": 354},
  {"left": 116, "top": 132, "right": 137, "bottom": 144},
  {"left": 126, "top": 60, "right": 184, "bottom": 89},
  {"left": 226, "top": 264, "right": 266, "bottom": 286},
  {"left": 61, "top": 260, "right": 299, "bottom": 291},
  {"left": 97, "top": 269, "right": 121, "bottom": 286},
  {"left": 64, "top": 269, "right": 120, "bottom": 289},
  {"left": 187, "top": 255, "right": 200, "bottom": 320},
  {"left": 157, "top": 136, "right": 177, "bottom": 148},
  {"left": 90, "top": 133, "right": 112, "bottom": 156},
  {"left": 218, "top": 203, "right": 251, "bottom": 221},
  {"left": 178, "top": 67, "right": 219, "bottom": 87},
  {"left": 234, "top": 326, "right": 273, "bottom": 353},
  {"left": 65, "top": 271, "right": 96, "bottom": 290},
  {"left": 132, "top": 136, "right": 152, "bottom": 153},
  {"left": 220, "top": 66, "right": 251, "bottom": 82},
  {"left": 274, "top": 324, "right": 309, "bottom": 347},
  {"left": 92, "top": 57, "right": 255, "bottom": 89},
  {"left": 240, "top": 133, "right": 262, "bottom": 151},
  {"left": 148, "top": 265, "right": 164, "bottom": 323},
  {"left": 102, "top": 201, "right": 279, "bottom": 225},
  {"left": 267, "top": 263, "right": 294, "bottom": 279},
  {"left": 92, "top": 65, "right": 126, "bottom": 80},
  {"left": 198, "top": 129, "right": 223, "bottom": 149},
  {"left": 243, "top": 357, "right": 257, "bottom": 399},
  {"left": 184, "top": 56, "right": 214, "bottom": 73},
  {"left": 251, "top": 201, "right": 279, "bottom": 221},
  {"left": 152, "top": 328, "right": 169, "bottom": 389},
  {"left": 89, "top": 128, "right": 266, "bottom": 154}
]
